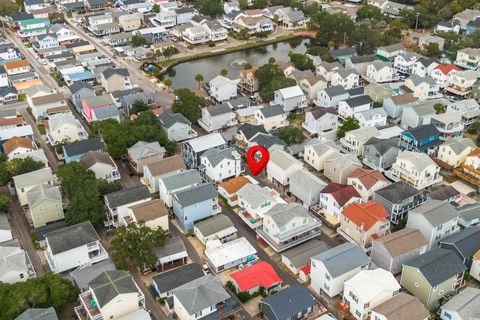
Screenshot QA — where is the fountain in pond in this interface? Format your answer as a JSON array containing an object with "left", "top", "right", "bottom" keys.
[{"left": 230, "top": 59, "right": 248, "bottom": 69}]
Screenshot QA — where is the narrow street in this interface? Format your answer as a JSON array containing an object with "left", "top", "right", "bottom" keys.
[{"left": 5, "top": 191, "right": 45, "bottom": 277}]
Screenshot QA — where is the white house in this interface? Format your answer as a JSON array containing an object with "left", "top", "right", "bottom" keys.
[
  {"left": 404, "top": 75, "right": 441, "bottom": 101},
  {"left": 439, "top": 287, "right": 480, "bottom": 320},
  {"left": 311, "top": 243, "right": 370, "bottom": 298},
  {"left": 81, "top": 151, "right": 120, "bottom": 182},
  {"left": 341, "top": 127, "right": 380, "bottom": 156},
  {"left": 393, "top": 51, "right": 420, "bottom": 75},
  {"left": 158, "top": 169, "right": 202, "bottom": 208},
  {"left": 46, "top": 113, "right": 88, "bottom": 146},
  {"left": 0, "top": 214, "right": 13, "bottom": 244},
  {"left": 237, "top": 183, "right": 282, "bottom": 229},
  {"left": 431, "top": 64, "right": 459, "bottom": 88},
  {"left": 253, "top": 105, "right": 288, "bottom": 132},
  {"left": 316, "top": 62, "right": 342, "bottom": 82},
  {"left": 204, "top": 237, "right": 257, "bottom": 273},
  {"left": 406, "top": 200, "right": 460, "bottom": 250},
  {"left": 454, "top": 47, "right": 480, "bottom": 70},
  {"left": 302, "top": 107, "right": 338, "bottom": 135},
  {"left": 331, "top": 69, "right": 359, "bottom": 90},
  {"left": 266, "top": 149, "right": 303, "bottom": 187},
  {"left": 342, "top": 269, "right": 400, "bottom": 320},
  {"left": 445, "top": 69, "right": 480, "bottom": 97},
  {"left": 0, "top": 244, "right": 35, "bottom": 283},
  {"left": 437, "top": 138, "right": 476, "bottom": 168},
  {"left": 289, "top": 169, "right": 326, "bottom": 209},
  {"left": 208, "top": 75, "right": 237, "bottom": 102},
  {"left": 411, "top": 58, "right": 439, "bottom": 78},
  {"left": 303, "top": 139, "right": 340, "bottom": 171},
  {"left": 199, "top": 147, "right": 242, "bottom": 182},
  {"left": 45, "top": 221, "right": 109, "bottom": 273},
  {"left": 198, "top": 103, "right": 238, "bottom": 132},
  {"left": 389, "top": 151, "right": 441, "bottom": 189},
  {"left": 104, "top": 185, "right": 152, "bottom": 227},
  {"left": 273, "top": 85, "right": 307, "bottom": 113},
  {"left": 315, "top": 85, "right": 349, "bottom": 108},
  {"left": 365, "top": 61, "right": 393, "bottom": 83},
  {"left": 319, "top": 183, "right": 361, "bottom": 221},
  {"left": 142, "top": 155, "right": 186, "bottom": 193},
  {"left": 158, "top": 112, "right": 197, "bottom": 142},
  {"left": 338, "top": 95, "right": 373, "bottom": 119},
  {"left": 354, "top": 108, "right": 388, "bottom": 128},
  {"left": 346, "top": 168, "right": 390, "bottom": 202}
]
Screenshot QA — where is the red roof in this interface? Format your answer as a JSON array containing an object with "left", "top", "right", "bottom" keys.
[
  {"left": 343, "top": 201, "right": 389, "bottom": 231},
  {"left": 348, "top": 168, "right": 388, "bottom": 189},
  {"left": 229, "top": 261, "right": 283, "bottom": 292},
  {"left": 435, "top": 64, "right": 459, "bottom": 75},
  {"left": 300, "top": 264, "right": 311, "bottom": 276},
  {"left": 321, "top": 183, "right": 360, "bottom": 207}
]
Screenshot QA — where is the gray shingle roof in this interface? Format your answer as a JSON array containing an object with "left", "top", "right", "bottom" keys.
[
  {"left": 68, "top": 81, "right": 93, "bottom": 95},
  {"left": 428, "top": 185, "right": 460, "bottom": 201},
  {"left": 201, "top": 148, "right": 237, "bottom": 167},
  {"left": 312, "top": 242, "right": 370, "bottom": 277},
  {"left": 194, "top": 214, "right": 234, "bottom": 238},
  {"left": 63, "top": 138, "right": 103, "bottom": 157},
  {"left": 403, "top": 124, "right": 439, "bottom": 141},
  {"left": 161, "top": 169, "right": 202, "bottom": 191},
  {"left": 374, "top": 181, "right": 421, "bottom": 203},
  {"left": 439, "top": 227, "right": 480, "bottom": 262},
  {"left": 91, "top": 104, "right": 119, "bottom": 120},
  {"left": 158, "top": 112, "right": 191, "bottom": 128},
  {"left": 15, "top": 307, "right": 58, "bottom": 320},
  {"left": 153, "top": 236, "right": 186, "bottom": 259},
  {"left": 104, "top": 185, "right": 150, "bottom": 208},
  {"left": 264, "top": 203, "right": 315, "bottom": 228},
  {"left": 324, "top": 85, "right": 347, "bottom": 97},
  {"left": 259, "top": 104, "right": 284, "bottom": 117},
  {"left": 237, "top": 123, "right": 267, "bottom": 140},
  {"left": 46, "top": 221, "right": 99, "bottom": 255},
  {"left": 89, "top": 270, "right": 138, "bottom": 308},
  {"left": 173, "top": 183, "right": 217, "bottom": 207},
  {"left": 152, "top": 263, "right": 205, "bottom": 295},
  {"left": 456, "top": 203, "right": 480, "bottom": 223},
  {"left": 261, "top": 284, "right": 315, "bottom": 318},
  {"left": 281, "top": 240, "right": 329, "bottom": 269},
  {"left": 70, "top": 259, "right": 117, "bottom": 291},
  {"left": 404, "top": 248, "right": 466, "bottom": 286},
  {"left": 441, "top": 287, "right": 480, "bottom": 320},
  {"left": 331, "top": 47, "right": 357, "bottom": 58},
  {"left": 343, "top": 95, "right": 372, "bottom": 108},
  {"left": 410, "top": 200, "right": 459, "bottom": 227},
  {"left": 205, "top": 104, "right": 231, "bottom": 116},
  {"left": 173, "top": 274, "right": 230, "bottom": 314},
  {"left": 251, "top": 133, "right": 286, "bottom": 149},
  {"left": 102, "top": 68, "right": 129, "bottom": 80}
]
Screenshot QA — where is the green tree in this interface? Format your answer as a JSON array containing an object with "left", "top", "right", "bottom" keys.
[
  {"left": 251, "top": 0, "right": 267, "bottom": 9},
  {"left": 288, "top": 52, "right": 314, "bottom": 71},
  {"left": 0, "top": 273, "right": 79, "bottom": 320},
  {"left": 131, "top": 100, "right": 149, "bottom": 114},
  {"left": 273, "top": 127, "right": 304, "bottom": 145},
  {"left": 48, "top": 12, "right": 65, "bottom": 24},
  {"left": 243, "top": 62, "right": 252, "bottom": 70},
  {"left": 356, "top": 4, "right": 382, "bottom": 21},
  {"left": 237, "top": 291, "right": 252, "bottom": 303},
  {"left": 152, "top": 3, "right": 160, "bottom": 12},
  {"left": 255, "top": 62, "right": 296, "bottom": 101},
  {"left": 0, "top": 157, "right": 45, "bottom": 184},
  {"left": 336, "top": 116, "right": 360, "bottom": 139},
  {"left": 163, "top": 78, "right": 172, "bottom": 92},
  {"left": 172, "top": 88, "right": 204, "bottom": 122},
  {"left": 109, "top": 223, "right": 166, "bottom": 270},
  {"left": 467, "top": 122, "right": 480, "bottom": 135},
  {"left": 194, "top": 0, "right": 224, "bottom": 18},
  {"left": 220, "top": 68, "right": 228, "bottom": 77},
  {"left": 424, "top": 43, "right": 442, "bottom": 58},
  {"left": 66, "top": 9, "right": 72, "bottom": 17},
  {"left": 238, "top": 28, "right": 251, "bottom": 40},
  {"left": 0, "top": 195, "right": 11, "bottom": 211},
  {"left": 306, "top": 46, "right": 334, "bottom": 62},
  {"left": 194, "top": 73, "right": 204, "bottom": 90},
  {"left": 434, "top": 103, "right": 447, "bottom": 114},
  {"left": 0, "top": 0, "right": 18, "bottom": 16},
  {"left": 130, "top": 35, "right": 148, "bottom": 47}
]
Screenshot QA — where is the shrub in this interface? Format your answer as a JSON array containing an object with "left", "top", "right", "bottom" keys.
[
  {"left": 237, "top": 291, "right": 252, "bottom": 303},
  {"left": 208, "top": 42, "right": 215, "bottom": 47}
]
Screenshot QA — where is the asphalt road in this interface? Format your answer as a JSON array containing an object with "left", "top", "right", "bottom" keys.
[{"left": 65, "top": 19, "right": 175, "bottom": 108}]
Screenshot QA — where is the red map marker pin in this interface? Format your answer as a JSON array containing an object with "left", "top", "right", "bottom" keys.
[{"left": 246, "top": 146, "right": 270, "bottom": 176}]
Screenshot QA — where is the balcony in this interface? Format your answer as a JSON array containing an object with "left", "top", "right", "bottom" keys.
[
  {"left": 455, "top": 165, "right": 480, "bottom": 187},
  {"left": 256, "top": 222, "right": 322, "bottom": 252},
  {"left": 238, "top": 209, "right": 262, "bottom": 229},
  {"left": 445, "top": 84, "right": 472, "bottom": 96},
  {"left": 76, "top": 291, "right": 102, "bottom": 320}
]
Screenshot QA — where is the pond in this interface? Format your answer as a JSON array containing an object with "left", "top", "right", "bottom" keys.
[{"left": 166, "top": 38, "right": 311, "bottom": 89}]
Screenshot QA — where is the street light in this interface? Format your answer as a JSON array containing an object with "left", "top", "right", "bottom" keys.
[{"left": 415, "top": 13, "right": 420, "bottom": 31}]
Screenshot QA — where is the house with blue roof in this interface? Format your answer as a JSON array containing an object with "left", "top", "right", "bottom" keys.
[
  {"left": 64, "top": 70, "right": 95, "bottom": 86},
  {"left": 399, "top": 124, "right": 441, "bottom": 155}
]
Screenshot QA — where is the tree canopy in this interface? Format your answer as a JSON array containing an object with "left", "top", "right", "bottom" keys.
[
  {"left": 91, "top": 111, "right": 176, "bottom": 158},
  {"left": 0, "top": 273, "right": 79, "bottom": 320},
  {"left": 273, "top": 127, "right": 304, "bottom": 145},
  {"left": 57, "top": 161, "right": 121, "bottom": 226},
  {"left": 172, "top": 88, "right": 204, "bottom": 122},
  {"left": 0, "top": 0, "right": 18, "bottom": 16},
  {"left": 109, "top": 223, "right": 167, "bottom": 270},
  {"left": 0, "top": 195, "right": 11, "bottom": 211},
  {"left": 131, "top": 100, "right": 149, "bottom": 114},
  {"left": 255, "top": 62, "right": 297, "bottom": 101},
  {"left": 0, "top": 157, "right": 45, "bottom": 185},
  {"left": 130, "top": 35, "right": 148, "bottom": 47},
  {"left": 336, "top": 117, "right": 360, "bottom": 139},
  {"left": 194, "top": 0, "right": 223, "bottom": 18},
  {"left": 288, "top": 52, "right": 314, "bottom": 71},
  {"left": 356, "top": 4, "right": 382, "bottom": 21}
]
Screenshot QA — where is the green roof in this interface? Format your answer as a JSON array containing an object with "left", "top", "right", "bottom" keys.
[{"left": 19, "top": 18, "right": 45, "bottom": 27}]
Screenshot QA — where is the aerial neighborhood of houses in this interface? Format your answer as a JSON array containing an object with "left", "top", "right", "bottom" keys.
[{"left": 2, "top": 0, "right": 480, "bottom": 320}]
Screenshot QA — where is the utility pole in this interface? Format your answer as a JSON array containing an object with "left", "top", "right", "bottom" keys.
[{"left": 415, "top": 13, "right": 420, "bottom": 31}]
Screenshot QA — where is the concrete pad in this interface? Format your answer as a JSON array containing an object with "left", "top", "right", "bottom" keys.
[
  {"left": 186, "top": 235, "right": 206, "bottom": 260},
  {"left": 243, "top": 296, "right": 262, "bottom": 317},
  {"left": 451, "top": 180, "right": 475, "bottom": 195}
]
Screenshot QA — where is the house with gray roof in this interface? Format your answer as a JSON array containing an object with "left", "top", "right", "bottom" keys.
[
  {"left": 0, "top": 241, "right": 36, "bottom": 284},
  {"left": 281, "top": 239, "right": 329, "bottom": 276},
  {"left": 248, "top": 133, "right": 286, "bottom": 153},
  {"left": 151, "top": 263, "right": 205, "bottom": 298},
  {"left": 158, "top": 169, "right": 202, "bottom": 207},
  {"left": 153, "top": 236, "right": 188, "bottom": 272},
  {"left": 172, "top": 183, "right": 220, "bottom": 232},
  {"left": 75, "top": 270, "right": 145, "bottom": 320},
  {"left": 13, "top": 168, "right": 54, "bottom": 207},
  {"left": 440, "top": 287, "right": 480, "bottom": 320},
  {"left": 0, "top": 213, "right": 12, "bottom": 244},
  {"left": 235, "top": 123, "right": 267, "bottom": 144},
  {"left": 456, "top": 203, "right": 480, "bottom": 228},
  {"left": 45, "top": 221, "right": 109, "bottom": 273},
  {"left": 311, "top": 242, "right": 370, "bottom": 297},
  {"left": 158, "top": 112, "right": 197, "bottom": 142},
  {"left": 100, "top": 68, "right": 132, "bottom": 93},
  {"left": 104, "top": 185, "right": 152, "bottom": 227},
  {"left": 62, "top": 137, "right": 104, "bottom": 163},
  {"left": 15, "top": 308, "right": 58, "bottom": 320},
  {"left": 257, "top": 203, "right": 321, "bottom": 252},
  {"left": 406, "top": 200, "right": 460, "bottom": 250},
  {"left": 119, "top": 91, "right": 154, "bottom": 115},
  {"left": 172, "top": 274, "right": 233, "bottom": 320},
  {"left": 193, "top": 214, "right": 237, "bottom": 245},
  {"left": 25, "top": 184, "right": 63, "bottom": 229},
  {"left": 127, "top": 140, "right": 166, "bottom": 174},
  {"left": 199, "top": 147, "right": 242, "bottom": 182},
  {"left": 68, "top": 81, "right": 95, "bottom": 112},
  {"left": 440, "top": 227, "right": 480, "bottom": 267},
  {"left": 70, "top": 259, "right": 117, "bottom": 291},
  {"left": 315, "top": 85, "right": 349, "bottom": 108},
  {"left": 400, "top": 248, "right": 466, "bottom": 309},
  {"left": 260, "top": 284, "right": 315, "bottom": 320},
  {"left": 289, "top": 168, "right": 326, "bottom": 209},
  {"left": 198, "top": 103, "right": 237, "bottom": 132},
  {"left": 253, "top": 104, "right": 288, "bottom": 132}
]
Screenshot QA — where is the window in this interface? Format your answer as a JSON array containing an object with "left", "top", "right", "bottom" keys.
[
  {"left": 355, "top": 310, "right": 361, "bottom": 317},
  {"left": 415, "top": 282, "right": 419, "bottom": 287},
  {"left": 364, "top": 303, "right": 369, "bottom": 308}
]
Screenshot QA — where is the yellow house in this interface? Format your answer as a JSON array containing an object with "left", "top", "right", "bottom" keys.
[
  {"left": 118, "top": 14, "right": 142, "bottom": 31},
  {"left": 26, "top": 184, "right": 64, "bottom": 228}
]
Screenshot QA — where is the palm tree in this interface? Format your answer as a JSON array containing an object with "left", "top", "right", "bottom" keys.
[
  {"left": 194, "top": 73, "right": 204, "bottom": 90},
  {"left": 220, "top": 68, "right": 228, "bottom": 77},
  {"left": 163, "top": 78, "right": 172, "bottom": 92}
]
